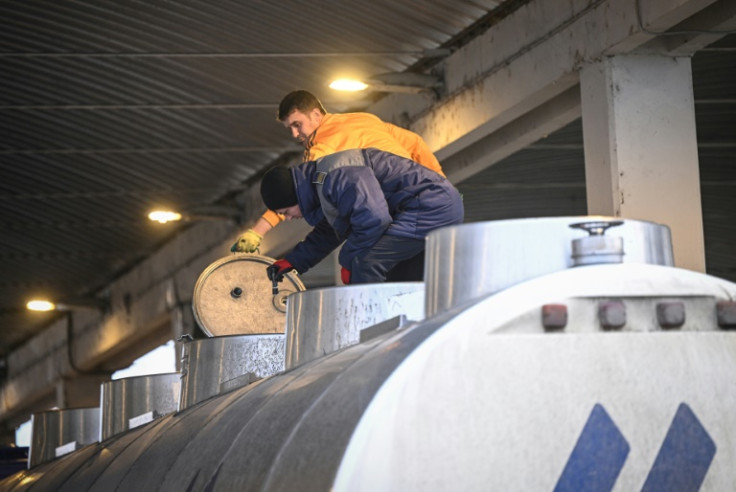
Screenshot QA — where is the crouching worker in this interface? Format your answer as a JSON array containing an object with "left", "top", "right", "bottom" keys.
[{"left": 261, "top": 148, "right": 463, "bottom": 286}]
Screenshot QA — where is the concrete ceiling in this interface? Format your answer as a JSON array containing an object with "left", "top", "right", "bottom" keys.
[{"left": 0, "top": 0, "right": 510, "bottom": 360}]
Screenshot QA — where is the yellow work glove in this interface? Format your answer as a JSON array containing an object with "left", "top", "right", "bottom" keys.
[{"left": 230, "top": 229, "right": 263, "bottom": 253}]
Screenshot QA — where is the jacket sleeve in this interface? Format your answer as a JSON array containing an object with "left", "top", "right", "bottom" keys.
[
  {"left": 260, "top": 209, "right": 284, "bottom": 227},
  {"left": 284, "top": 219, "right": 343, "bottom": 274},
  {"left": 385, "top": 123, "right": 445, "bottom": 177},
  {"left": 323, "top": 167, "right": 393, "bottom": 268}
]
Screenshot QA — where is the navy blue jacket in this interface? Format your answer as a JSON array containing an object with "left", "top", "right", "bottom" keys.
[{"left": 284, "top": 148, "right": 464, "bottom": 273}]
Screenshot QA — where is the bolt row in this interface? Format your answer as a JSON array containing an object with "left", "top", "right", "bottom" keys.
[{"left": 541, "top": 300, "right": 736, "bottom": 331}]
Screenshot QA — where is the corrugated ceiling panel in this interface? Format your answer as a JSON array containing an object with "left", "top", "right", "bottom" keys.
[{"left": 0, "top": 0, "right": 507, "bottom": 354}]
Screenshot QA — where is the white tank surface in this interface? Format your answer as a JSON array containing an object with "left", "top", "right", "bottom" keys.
[
  {"left": 192, "top": 254, "right": 305, "bottom": 336},
  {"left": 335, "top": 263, "right": 736, "bottom": 491},
  {"left": 284, "top": 282, "right": 424, "bottom": 369}
]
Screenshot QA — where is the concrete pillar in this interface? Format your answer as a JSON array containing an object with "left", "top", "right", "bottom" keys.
[{"left": 580, "top": 55, "right": 705, "bottom": 272}]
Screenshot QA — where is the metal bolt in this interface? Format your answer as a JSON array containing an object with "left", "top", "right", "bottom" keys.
[
  {"left": 656, "top": 301, "right": 686, "bottom": 329},
  {"left": 717, "top": 301, "right": 736, "bottom": 329},
  {"left": 599, "top": 301, "right": 626, "bottom": 330},
  {"left": 542, "top": 304, "right": 567, "bottom": 331}
]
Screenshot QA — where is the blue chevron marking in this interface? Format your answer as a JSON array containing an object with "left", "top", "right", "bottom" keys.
[
  {"left": 641, "top": 403, "right": 716, "bottom": 492},
  {"left": 554, "top": 403, "right": 630, "bottom": 492}
]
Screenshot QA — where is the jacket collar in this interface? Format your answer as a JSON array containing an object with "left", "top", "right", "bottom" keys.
[{"left": 292, "top": 162, "right": 323, "bottom": 225}]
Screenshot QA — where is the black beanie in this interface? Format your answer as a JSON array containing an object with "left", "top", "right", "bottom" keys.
[{"left": 260, "top": 166, "right": 298, "bottom": 211}]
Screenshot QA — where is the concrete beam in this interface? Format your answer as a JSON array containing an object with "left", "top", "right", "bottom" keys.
[
  {"left": 440, "top": 86, "right": 581, "bottom": 184},
  {"left": 635, "top": 0, "right": 736, "bottom": 55},
  {"left": 371, "top": 0, "right": 721, "bottom": 184},
  {"left": 386, "top": 0, "right": 719, "bottom": 172}
]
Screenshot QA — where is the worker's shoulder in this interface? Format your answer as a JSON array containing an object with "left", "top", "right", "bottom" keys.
[{"left": 325, "top": 112, "right": 383, "bottom": 125}]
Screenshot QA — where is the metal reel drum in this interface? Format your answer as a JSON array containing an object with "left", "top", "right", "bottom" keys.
[{"left": 192, "top": 254, "right": 305, "bottom": 336}]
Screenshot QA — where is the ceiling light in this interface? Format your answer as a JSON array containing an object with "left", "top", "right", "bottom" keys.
[
  {"left": 148, "top": 210, "right": 183, "bottom": 224},
  {"left": 148, "top": 205, "right": 244, "bottom": 225},
  {"left": 329, "top": 79, "right": 369, "bottom": 92},
  {"left": 330, "top": 72, "right": 442, "bottom": 95},
  {"left": 27, "top": 300, "right": 56, "bottom": 311},
  {"left": 26, "top": 297, "right": 109, "bottom": 312}
]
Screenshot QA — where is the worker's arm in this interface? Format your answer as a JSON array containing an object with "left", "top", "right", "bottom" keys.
[
  {"left": 385, "top": 123, "right": 445, "bottom": 177},
  {"left": 259, "top": 210, "right": 282, "bottom": 229},
  {"left": 284, "top": 219, "right": 343, "bottom": 274},
  {"left": 230, "top": 213, "right": 283, "bottom": 253}
]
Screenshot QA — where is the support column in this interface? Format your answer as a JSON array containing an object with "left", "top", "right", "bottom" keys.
[{"left": 580, "top": 55, "right": 705, "bottom": 272}]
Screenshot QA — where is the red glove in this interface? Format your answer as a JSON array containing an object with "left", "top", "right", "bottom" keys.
[
  {"left": 267, "top": 259, "right": 294, "bottom": 282},
  {"left": 341, "top": 267, "right": 351, "bottom": 285}
]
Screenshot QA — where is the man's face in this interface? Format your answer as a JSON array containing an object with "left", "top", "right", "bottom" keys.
[
  {"left": 281, "top": 108, "right": 323, "bottom": 145},
  {"left": 275, "top": 204, "right": 303, "bottom": 221}
]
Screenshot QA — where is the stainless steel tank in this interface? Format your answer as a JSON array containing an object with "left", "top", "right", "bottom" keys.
[
  {"left": 192, "top": 254, "right": 305, "bottom": 336},
  {"left": 28, "top": 407, "right": 100, "bottom": 468},
  {"left": 284, "top": 282, "right": 425, "bottom": 369},
  {"left": 424, "top": 216, "right": 674, "bottom": 316},
  {"left": 5, "top": 263, "right": 736, "bottom": 491},
  {"left": 178, "top": 334, "right": 285, "bottom": 410},
  {"left": 99, "top": 373, "right": 181, "bottom": 441}
]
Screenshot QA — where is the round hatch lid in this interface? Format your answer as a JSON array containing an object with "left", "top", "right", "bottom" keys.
[{"left": 192, "top": 254, "right": 305, "bottom": 337}]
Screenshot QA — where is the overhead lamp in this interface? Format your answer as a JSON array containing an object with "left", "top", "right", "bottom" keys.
[
  {"left": 27, "top": 297, "right": 109, "bottom": 312},
  {"left": 147, "top": 205, "right": 244, "bottom": 225},
  {"left": 329, "top": 79, "right": 369, "bottom": 92},
  {"left": 329, "top": 72, "right": 443, "bottom": 94},
  {"left": 148, "top": 210, "right": 182, "bottom": 223},
  {"left": 26, "top": 300, "right": 56, "bottom": 312}
]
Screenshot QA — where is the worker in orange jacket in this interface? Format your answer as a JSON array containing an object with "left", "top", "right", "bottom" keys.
[{"left": 231, "top": 90, "right": 445, "bottom": 253}]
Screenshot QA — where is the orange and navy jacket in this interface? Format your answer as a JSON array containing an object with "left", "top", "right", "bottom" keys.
[{"left": 261, "top": 112, "right": 444, "bottom": 226}]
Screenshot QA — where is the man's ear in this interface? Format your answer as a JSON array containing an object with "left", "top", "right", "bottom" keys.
[{"left": 311, "top": 108, "right": 324, "bottom": 123}]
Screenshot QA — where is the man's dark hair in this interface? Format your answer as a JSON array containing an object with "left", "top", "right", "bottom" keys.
[{"left": 278, "top": 90, "right": 327, "bottom": 121}]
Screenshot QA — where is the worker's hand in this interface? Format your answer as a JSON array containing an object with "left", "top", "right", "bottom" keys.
[
  {"left": 230, "top": 229, "right": 263, "bottom": 253},
  {"left": 341, "top": 267, "right": 351, "bottom": 285},
  {"left": 267, "top": 259, "right": 294, "bottom": 283}
]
